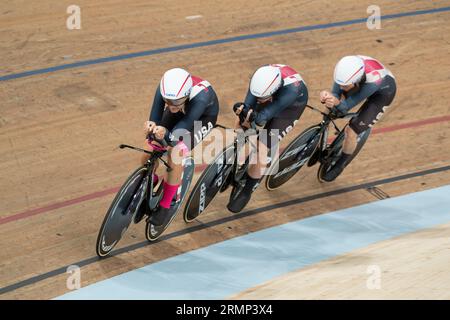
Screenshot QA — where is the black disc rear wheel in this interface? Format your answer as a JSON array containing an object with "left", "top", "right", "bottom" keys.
[
  {"left": 266, "top": 125, "right": 321, "bottom": 191},
  {"left": 183, "top": 146, "right": 235, "bottom": 223}
]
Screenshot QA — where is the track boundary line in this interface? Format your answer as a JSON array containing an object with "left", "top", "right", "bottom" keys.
[
  {"left": 1, "top": 164, "right": 450, "bottom": 295},
  {"left": 1, "top": 6, "right": 450, "bottom": 82}
]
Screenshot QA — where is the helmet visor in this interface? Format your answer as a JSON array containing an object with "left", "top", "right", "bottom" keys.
[
  {"left": 163, "top": 96, "right": 188, "bottom": 107},
  {"left": 256, "top": 95, "right": 273, "bottom": 104}
]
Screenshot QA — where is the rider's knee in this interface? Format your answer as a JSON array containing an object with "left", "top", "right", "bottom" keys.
[
  {"left": 168, "top": 143, "right": 186, "bottom": 166},
  {"left": 345, "top": 126, "right": 358, "bottom": 141},
  {"left": 258, "top": 140, "right": 268, "bottom": 153}
]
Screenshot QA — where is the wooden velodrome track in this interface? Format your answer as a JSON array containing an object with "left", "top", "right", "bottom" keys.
[{"left": 1, "top": 0, "right": 450, "bottom": 299}]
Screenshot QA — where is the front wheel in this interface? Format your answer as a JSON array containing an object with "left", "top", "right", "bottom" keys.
[
  {"left": 265, "top": 125, "right": 321, "bottom": 191},
  {"left": 145, "top": 156, "right": 195, "bottom": 241},
  {"left": 96, "top": 166, "right": 149, "bottom": 257},
  {"left": 318, "top": 128, "right": 371, "bottom": 182}
]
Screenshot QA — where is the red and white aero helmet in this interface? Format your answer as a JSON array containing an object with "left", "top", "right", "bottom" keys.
[
  {"left": 250, "top": 65, "right": 282, "bottom": 98},
  {"left": 334, "top": 56, "right": 365, "bottom": 86},
  {"left": 160, "top": 68, "right": 193, "bottom": 100}
]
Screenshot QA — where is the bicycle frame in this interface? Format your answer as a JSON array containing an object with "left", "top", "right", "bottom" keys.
[
  {"left": 119, "top": 144, "right": 170, "bottom": 171},
  {"left": 305, "top": 105, "right": 358, "bottom": 156},
  {"left": 119, "top": 143, "right": 171, "bottom": 208},
  {"left": 213, "top": 124, "right": 260, "bottom": 188}
]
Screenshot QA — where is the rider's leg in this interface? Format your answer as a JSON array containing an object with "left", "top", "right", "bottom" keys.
[
  {"left": 159, "top": 144, "right": 185, "bottom": 208},
  {"left": 149, "top": 143, "right": 186, "bottom": 226},
  {"left": 247, "top": 103, "right": 305, "bottom": 185},
  {"left": 227, "top": 137, "right": 267, "bottom": 213},
  {"left": 244, "top": 139, "right": 269, "bottom": 190},
  {"left": 333, "top": 97, "right": 375, "bottom": 172},
  {"left": 342, "top": 126, "right": 358, "bottom": 155},
  {"left": 323, "top": 116, "right": 364, "bottom": 182},
  {"left": 228, "top": 104, "right": 305, "bottom": 213},
  {"left": 325, "top": 115, "right": 364, "bottom": 181},
  {"left": 248, "top": 140, "right": 269, "bottom": 178},
  {"left": 162, "top": 116, "right": 217, "bottom": 206},
  {"left": 332, "top": 125, "right": 357, "bottom": 169},
  {"left": 151, "top": 116, "right": 218, "bottom": 225}
]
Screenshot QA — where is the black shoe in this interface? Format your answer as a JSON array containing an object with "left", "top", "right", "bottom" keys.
[
  {"left": 322, "top": 163, "right": 345, "bottom": 182},
  {"left": 227, "top": 188, "right": 252, "bottom": 213},
  {"left": 149, "top": 206, "right": 174, "bottom": 226}
]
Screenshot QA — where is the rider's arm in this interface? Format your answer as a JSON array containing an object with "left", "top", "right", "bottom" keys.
[
  {"left": 165, "top": 96, "right": 208, "bottom": 146},
  {"left": 331, "top": 82, "right": 343, "bottom": 99},
  {"left": 149, "top": 85, "right": 166, "bottom": 123},
  {"left": 253, "top": 86, "right": 299, "bottom": 127},
  {"left": 243, "top": 89, "right": 257, "bottom": 111},
  {"left": 335, "top": 82, "right": 379, "bottom": 113}
]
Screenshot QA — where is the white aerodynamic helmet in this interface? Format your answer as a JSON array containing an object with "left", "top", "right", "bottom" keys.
[
  {"left": 250, "top": 65, "right": 282, "bottom": 98},
  {"left": 160, "top": 68, "right": 193, "bottom": 101},
  {"left": 334, "top": 56, "right": 365, "bottom": 86}
]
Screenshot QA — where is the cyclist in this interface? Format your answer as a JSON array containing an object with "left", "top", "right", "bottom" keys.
[
  {"left": 229, "top": 64, "right": 308, "bottom": 213},
  {"left": 143, "top": 68, "right": 219, "bottom": 225},
  {"left": 320, "top": 55, "right": 396, "bottom": 181}
]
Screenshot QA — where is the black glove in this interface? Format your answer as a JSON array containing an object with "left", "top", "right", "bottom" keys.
[
  {"left": 329, "top": 107, "right": 346, "bottom": 119},
  {"left": 233, "top": 102, "right": 255, "bottom": 126},
  {"left": 233, "top": 102, "right": 246, "bottom": 114},
  {"left": 147, "top": 132, "right": 169, "bottom": 148}
]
